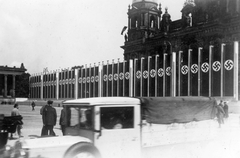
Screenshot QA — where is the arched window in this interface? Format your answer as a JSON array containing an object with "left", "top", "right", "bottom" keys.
[
  {"left": 150, "top": 15, "right": 155, "bottom": 28},
  {"left": 131, "top": 16, "right": 138, "bottom": 28}
]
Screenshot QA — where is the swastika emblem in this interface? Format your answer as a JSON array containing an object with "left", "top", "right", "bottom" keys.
[
  {"left": 136, "top": 70, "right": 141, "bottom": 79},
  {"left": 125, "top": 72, "right": 130, "bottom": 80},
  {"left": 224, "top": 60, "right": 234, "bottom": 71},
  {"left": 150, "top": 69, "right": 156, "bottom": 78},
  {"left": 181, "top": 65, "right": 189, "bottom": 75},
  {"left": 95, "top": 76, "right": 99, "bottom": 82},
  {"left": 119, "top": 72, "right": 124, "bottom": 80},
  {"left": 78, "top": 78, "right": 82, "bottom": 83},
  {"left": 91, "top": 76, "right": 94, "bottom": 83},
  {"left": 83, "top": 77, "right": 86, "bottom": 83},
  {"left": 158, "top": 68, "right": 164, "bottom": 77},
  {"left": 191, "top": 64, "right": 198, "bottom": 74},
  {"left": 108, "top": 74, "right": 113, "bottom": 81},
  {"left": 166, "top": 67, "right": 171, "bottom": 76},
  {"left": 143, "top": 70, "right": 148, "bottom": 79},
  {"left": 87, "top": 77, "right": 90, "bottom": 83},
  {"left": 212, "top": 61, "right": 221, "bottom": 72},
  {"left": 201, "top": 62, "right": 209, "bottom": 73},
  {"left": 103, "top": 75, "right": 108, "bottom": 81},
  {"left": 114, "top": 74, "right": 118, "bottom": 81}
]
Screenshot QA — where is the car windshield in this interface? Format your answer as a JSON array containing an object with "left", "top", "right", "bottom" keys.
[{"left": 67, "top": 106, "right": 93, "bottom": 130}]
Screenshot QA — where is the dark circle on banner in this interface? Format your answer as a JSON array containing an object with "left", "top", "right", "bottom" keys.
[
  {"left": 95, "top": 76, "right": 99, "bottom": 82},
  {"left": 91, "top": 76, "right": 94, "bottom": 83},
  {"left": 136, "top": 70, "right": 141, "bottom": 79},
  {"left": 201, "top": 62, "right": 209, "bottom": 73},
  {"left": 103, "top": 74, "right": 108, "bottom": 81},
  {"left": 143, "top": 70, "right": 148, "bottom": 79},
  {"left": 119, "top": 72, "right": 124, "bottom": 80},
  {"left": 114, "top": 74, "right": 118, "bottom": 81},
  {"left": 212, "top": 61, "right": 221, "bottom": 72},
  {"left": 78, "top": 78, "right": 82, "bottom": 83},
  {"left": 109, "top": 74, "right": 113, "bottom": 81},
  {"left": 191, "top": 64, "right": 198, "bottom": 74},
  {"left": 83, "top": 77, "right": 86, "bottom": 83},
  {"left": 181, "top": 65, "right": 189, "bottom": 75},
  {"left": 150, "top": 69, "right": 156, "bottom": 78},
  {"left": 158, "top": 68, "right": 164, "bottom": 77},
  {"left": 224, "top": 59, "right": 234, "bottom": 71},
  {"left": 166, "top": 67, "right": 171, "bottom": 76},
  {"left": 125, "top": 72, "right": 130, "bottom": 80},
  {"left": 87, "top": 77, "right": 90, "bottom": 83}
]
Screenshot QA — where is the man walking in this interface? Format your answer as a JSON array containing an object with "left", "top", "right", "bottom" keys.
[{"left": 42, "top": 100, "right": 57, "bottom": 136}]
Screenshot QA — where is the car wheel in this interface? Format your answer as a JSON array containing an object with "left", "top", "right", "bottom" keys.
[{"left": 64, "top": 142, "right": 101, "bottom": 158}]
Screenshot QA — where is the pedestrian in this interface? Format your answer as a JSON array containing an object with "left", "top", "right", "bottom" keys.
[
  {"left": 216, "top": 101, "right": 225, "bottom": 128},
  {"left": 223, "top": 101, "right": 229, "bottom": 119},
  {"left": 42, "top": 100, "right": 57, "bottom": 136},
  {"left": 11, "top": 103, "right": 23, "bottom": 138},
  {"left": 59, "top": 105, "right": 70, "bottom": 135},
  {"left": 40, "top": 103, "right": 47, "bottom": 136},
  {"left": 31, "top": 101, "right": 36, "bottom": 111}
]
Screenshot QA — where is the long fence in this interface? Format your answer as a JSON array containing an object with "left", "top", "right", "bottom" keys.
[{"left": 29, "top": 41, "right": 239, "bottom": 101}]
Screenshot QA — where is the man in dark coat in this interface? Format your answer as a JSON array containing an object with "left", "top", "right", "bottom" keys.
[
  {"left": 223, "top": 102, "right": 229, "bottom": 118},
  {"left": 42, "top": 100, "right": 57, "bottom": 136}
]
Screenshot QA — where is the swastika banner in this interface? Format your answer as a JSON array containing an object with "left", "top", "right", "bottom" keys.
[
  {"left": 118, "top": 62, "right": 124, "bottom": 96},
  {"left": 165, "top": 54, "right": 171, "bottom": 96},
  {"left": 134, "top": 59, "right": 141, "bottom": 97},
  {"left": 180, "top": 50, "right": 188, "bottom": 96},
  {"left": 200, "top": 47, "right": 210, "bottom": 97},
  {"left": 157, "top": 55, "right": 163, "bottom": 97},
  {"left": 142, "top": 58, "right": 148, "bottom": 97},
  {"left": 149, "top": 56, "right": 156, "bottom": 97},
  {"left": 102, "top": 65, "right": 107, "bottom": 97},
  {"left": 124, "top": 61, "right": 130, "bottom": 96},
  {"left": 211, "top": 45, "right": 221, "bottom": 96},
  {"left": 224, "top": 43, "right": 234, "bottom": 96},
  {"left": 190, "top": 48, "right": 199, "bottom": 96},
  {"left": 113, "top": 63, "right": 118, "bottom": 96}
]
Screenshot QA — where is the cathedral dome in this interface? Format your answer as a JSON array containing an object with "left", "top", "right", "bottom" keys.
[{"left": 132, "top": 0, "right": 158, "bottom": 4}]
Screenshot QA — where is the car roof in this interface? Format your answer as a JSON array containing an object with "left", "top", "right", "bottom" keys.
[{"left": 63, "top": 97, "right": 141, "bottom": 107}]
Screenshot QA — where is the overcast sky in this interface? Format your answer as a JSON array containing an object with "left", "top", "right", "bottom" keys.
[{"left": 0, "top": 0, "right": 185, "bottom": 74}]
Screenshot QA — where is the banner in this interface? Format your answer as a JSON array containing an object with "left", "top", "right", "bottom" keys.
[
  {"left": 190, "top": 48, "right": 199, "bottom": 96},
  {"left": 157, "top": 54, "right": 163, "bottom": 96},
  {"left": 149, "top": 56, "right": 156, "bottom": 97},
  {"left": 78, "top": 69, "right": 82, "bottom": 98},
  {"left": 102, "top": 64, "right": 107, "bottom": 97},
  {"left": 165, "top": 54, "right": 171, "bottom": 96},
  {"left": 211, "top": 45, "right": 221, "bottom": 96},
  {"left": 124, "top": 61, "right": 130, "bottom": 96},
  {"left": 134, "top": 59, "right": 141, "bottom": 97},
  {"left": 224, "top": 43, "right": 234, "bottom": 96},
  {"left": 119, "top": 62, "right": 124, "bottom": 96},
  {"left": 200, "top": 47, "right": 210, "bottom": 96},
  {"left": 113, "top": 63, "right": 118, "bottom": 96},
  {"left": 94, "top": 65, "right": 99, "bottom": 97},
  {"left": 108, "top": 63, "right": 113, "bottom": 96},
  {"left": 82, "top": 68, "right": 86, "bottom": 98},
  {"left": 180, "top": 51, "right": 188, "bottom": 96},
  {"left": 90, "top": 67, "right": 94, "bottom": 98},
  {"left": 142, "top": 58, "right": 148, "bottom": 97}
]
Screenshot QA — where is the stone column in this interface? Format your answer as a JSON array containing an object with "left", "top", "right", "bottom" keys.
[
  {"left": 4, "top": 75, "right": 7, "bottom": 97},
  {"left": 12, "top": 75, "right": 16, "bottom": 97}
]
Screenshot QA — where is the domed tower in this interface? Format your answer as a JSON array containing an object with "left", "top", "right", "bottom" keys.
[{"left": 127, "top": 0, "right": 162, "bottom": 42}]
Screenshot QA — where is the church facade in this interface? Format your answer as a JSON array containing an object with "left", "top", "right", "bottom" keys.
[
  {"left": 29, "top": 0, "right": 240, "bottom": 101},
  {"left": 121, "top": 0, "right": 240, "bottom": 99}
]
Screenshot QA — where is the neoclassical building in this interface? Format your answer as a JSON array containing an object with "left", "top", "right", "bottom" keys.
[{"left": 0, "top": 64, "right": 26, "bottom": 102}]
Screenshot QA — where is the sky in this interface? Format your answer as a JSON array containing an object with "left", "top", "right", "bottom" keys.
[{"left": 0, "top": 0, "right": 185, "bottom": 74}]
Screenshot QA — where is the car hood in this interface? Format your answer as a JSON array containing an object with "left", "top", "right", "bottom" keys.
[{"left": 21, "top": 136, "right": 91, "bottom": 149}]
